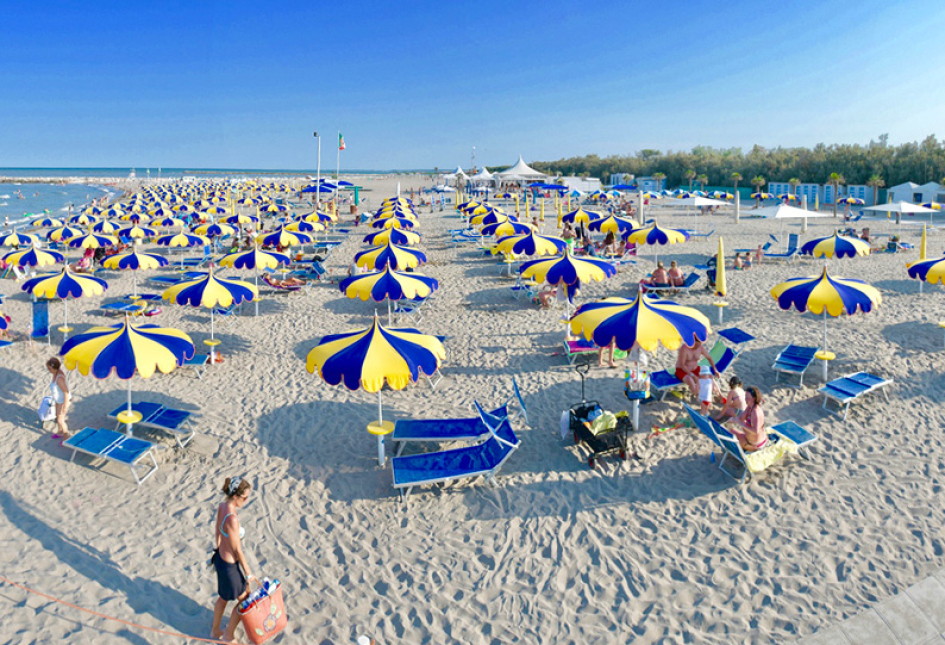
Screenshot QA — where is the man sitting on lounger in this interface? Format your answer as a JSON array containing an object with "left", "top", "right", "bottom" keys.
[
  {"left": 640, "top": 261, "right": 670, "bottom": 293},
  {"left": 675, "top": 338, "right": 719, "bottom": 398}
]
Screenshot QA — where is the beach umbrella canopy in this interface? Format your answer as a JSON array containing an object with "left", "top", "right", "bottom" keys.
[
  {"left": 47, "top": 226, "right": 83, "bottom": 243},
  {"left": 569, "top": 292, "right": 710, "bottom": 352},
  {"left": 118, "top": 224, "right": 158, "bottom": 239},
  {"left": 561, "top": 207, "right": 599, "bottom": 225},
  {"left": 285, "top": 219, "right": 325, "bottom": 233},
  {"left": 147, "top": 206, "right": 176, "bottom": 218},
  {"left": 194, "top": 222, "right": 236, "bottom": 238},
  {"left": 770, "top": 267, "right": 881, "bottom": 356},
  {"left": 493, "top": 231, "right": 568, "bottom": 257},
  {"left": 300, "top": 210, "right": 337, "bottom": 224},
  {"left": 92, "top": 220, "right": 122, "bottom": 234},
  {"left": 371, "top": 216, "right": 417, "bottom": 230},
  {"left": 225, "top": 213, "right": 260, "bottom": 226},
  {"left": 340, "top": 266, "right": 438, "bottom": 302},
  {"left": 482, "top": 220, "right": 534, "bottom": 237},
  {"left": 362, "top": 227, "right": 421, "bottom": 247},
  {"left": 778, "top": 194, "right": 800, "bottom": 202},
  {"left": 157, "top": 228, "right": 210, "bottom": 248},
  {"left": 257, "top": 226, "right": 312, "bottom": 248},
  {"left": 588, "top": 215, "right": 637, "bottom": 235},
  {"left": 836, "top": 197, "right": 865, "bottom": 205},
  {"left": 3, "top": 244, "right": 64, "bottom": 268},
  {"left": 519, "top": 250, "right": 617, "bottom": 286},
  {"left": 150, "top": 216, "right": 186, "bottom": 229},
  {"left": 259, "top": 203, "right": 290, "bottom": 214},
  {"left": 82, "top": 206, "right": 103, "bottom": 216},
  {"left": 31, "top": 216, "right": 64, "bottom": 228},
  {"left": 623, "top": 221, "right": 689, "bottom": 248},
  {"left": 907, "top": 255, "right": 945, "bottom": 284},
  {"left": 800, "top": 233, "right": 871, "bottom": 259},
  {"left": 354, "top": 242, "right": 427, "bottom": 271},
  {"left": 59, "top": 318, "right": 196, "bottom": 434},
  {"left": 921, "top": 203, "right": 942, "bottom": 211},
  {"left": 470, "top": 210, "right": 511, "bottom": 227},
  {"left": 304, "top": 316, "right": 446, "bottom": 465},
  {"left": 0, "top": 231, "right": 39, "bottom": 247},
  {"left": 102, "top": 249, "right": 170, "bottom": 295},
  {"left": 751, "top": 192, "right": 775, "bottom": 200},
  {"left": 21, "top": 267, "right": 108, "bottom": 337},
  {"left": 69, "top": 212, "right": 102, "bottom": 226},
  {"left": 162, "top": 268, "right": 257, "bottom": 339},
  {"left": 219, "top": 245, "right": 291, "bottom": 271},
  {"left": 68, "top": 230, "right": 118, "bottom": 250}
]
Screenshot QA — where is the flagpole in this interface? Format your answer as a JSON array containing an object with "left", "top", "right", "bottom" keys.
[
  {"left": 314, "top": 131, "right": 321, "bottom": 211},
  {"left": 335, "top": 131, "right": 341, "bottom": 212}
]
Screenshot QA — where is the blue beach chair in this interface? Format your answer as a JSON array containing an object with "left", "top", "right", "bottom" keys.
[
  {"left": 392, "top": 404, "right": 508, "bottom": 455},
  {"left": 391, "top": 418, "right": 520, "bottom": 504},
  {"left": 106, "top": 402, "right": 196, "bottom": 448},
  {"left": 30, "top": 299, "right": 50, "bottom": 346},
  {"left": 63, "top": 427, "right": 159, "bottom": 485},
  {"left": 818, "top": 371, "right": 893, "bottom": 419},
  {"left": 772, "top": 344, "right": 819, "bottom": 388},
  {"left": 764, "top": 234, "right": 799, "bottom": 260},
  {"left": 649, "top": 341, "right": 739, "bottom": 401}
]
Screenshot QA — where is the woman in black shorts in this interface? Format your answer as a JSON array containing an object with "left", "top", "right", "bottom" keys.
[{"left": 210, "top": 476, "right": 257, "bottom": 642}]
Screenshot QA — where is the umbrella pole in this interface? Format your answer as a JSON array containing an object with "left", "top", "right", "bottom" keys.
[
  {"left": 822, "top": 310, "right": 829, "bottom": 381},
  {"left": 254, "top": 274, "right": 259, "bottom": 316},
  {"left": 387, "top": 299, "right": 392, "bottom": 327},
  {"left": 63, "top": 299, "right": 68, "bottom": 341},
  {"left": 125, "top": 382, "right": 134, "bottom": 436},
  {"left": 377, "top": 390, "right": 386, "bottom": 467}
]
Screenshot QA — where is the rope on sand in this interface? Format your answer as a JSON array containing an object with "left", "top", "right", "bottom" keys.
[{"left": 0, "top": 573, "right": 247, "bottom": 645}]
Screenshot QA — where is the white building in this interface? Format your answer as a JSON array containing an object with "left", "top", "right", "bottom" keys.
[
  {"left": 559, "top": 176, "right": 602, "bottom": 193},
  {"left": 914, "top": 182, "right": 944, "bottom": 204},
  {"left": 608, "top": 173, "right": 634, "bottom": 186},
  {"left": 768, "top": 182, "right": 876, "bottom": 206},
  {"left": 887, "top": 182, "right": 921, "bottom": 203},
  {"left": 635, "top": 176, "right": 664, "bottom": 192}
]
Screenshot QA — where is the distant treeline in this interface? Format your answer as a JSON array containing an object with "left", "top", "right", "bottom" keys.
[{"left": 526, "top": 134, "right": 945, "bottom": 189}]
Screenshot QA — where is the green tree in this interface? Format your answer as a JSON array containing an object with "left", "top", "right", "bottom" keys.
[
  {"left": 696, "top": 174, "right": 708, "bottom": 191},
  {"left": 652, "top": 172, "right": 666, "bottom": 191},
  {"left": 751, "top": 176, "right": 766, "bottom": 206},
  {"left": 828, "top": 172, "right": 845, "bottom": 216},
  {"left": 731, "top": 172, "right": 742, "bottom": 196},
  {"left": 788, "top": 177, "right": 800, "bottom": 195},
  {"left": 867, "top": 174, "right": 885, "bottom": 206},
  {"left": 685, "top": 169, "right": 696, "bottom": 191}
]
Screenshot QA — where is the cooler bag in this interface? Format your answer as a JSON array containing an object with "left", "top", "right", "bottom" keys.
[{"left": 238, "top": 580, "right": 287, "bottom": 644}]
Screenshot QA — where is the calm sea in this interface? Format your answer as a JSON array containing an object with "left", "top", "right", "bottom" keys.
[{"left": 0, "top": 183, "right": 114, "bottom": 229}]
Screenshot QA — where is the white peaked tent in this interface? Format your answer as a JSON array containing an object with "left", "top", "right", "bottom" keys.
[
  {"left": 495, "top": 156, "right": 548, "bottom": 181},
  {"left": 470, "top": 166, "right": 494, "bottom": 181}
]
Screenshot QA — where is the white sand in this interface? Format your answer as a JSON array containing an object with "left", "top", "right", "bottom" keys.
[{"left": 0, "top": 177, "right": 944, "bottom": 643}]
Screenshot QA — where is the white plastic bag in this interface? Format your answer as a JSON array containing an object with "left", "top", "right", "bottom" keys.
[{"left": 38, "top": 396, "right": 56, "bottom": 423}]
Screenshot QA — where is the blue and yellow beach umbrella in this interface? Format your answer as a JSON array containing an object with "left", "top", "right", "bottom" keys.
[
  {"left": 493, "top": 231, "right": 567, "bottom": 257},
  {"left": 257, "top": 226, "right": 312, "bottom": 248},
  {"left": 117, "top": 224, "right": 157, "bottom": 240},
  {"left": 363, "top": 227, "right": 421, "bottom": 247},
  {"left": 47, "top": 226, "right": 83, "bottom": 243},
  {"left": 68, "top": 230, "right": 118, "bottom": 250},
  {"left": 371, "top": 216, "right": 417, "bottom": 230},
  {"left": 751, "top": 192, "right": 775, "bottom": 200},
  {"left": 225, "top": 213, "right": 260, "bottom": 226},
  {"left": 2, "top": 244, "right": 64, "bottom": 268},
  {"left": 92, "top": 220, "right": 122, "bottom": 235},
  {"left": 286, "top": 219, "right": 325, "bottom": 234},
  {"left": 561, "top": 207, "right": 599, "bottom": 226},
  {"left": 623, "top": 221, "right": 689, "bottom": 247},
  {"left": 569, "top": 293, "right": 710, "bottom": 352},
  {"left": 162, "top": 268, "right": 257, "bottom": 339},
  {"left": 194, "top": 222, "right": 236, "bottom": 238},
  {"left": 771, "top": 268, "right": 881, "bottom": 355},
  {"left": 588, "top": 215, "right": 637, "bottom": 235},
  {"left": 836, "top": 197, "right": 865, "bottom": 205},
  {"left": 340, "top": 265, "right": 438, "bottom": 324},
  {"left": 102, "top": 249, "right": 170, "bottom": 295},
  {"left": 470, "top": 210, "right": 511, "bottom": 227},
  {"left": 21, "top": 267, "right": 108, "bottom": 338},
  {"left": 354, "top": 242, "right": 427, "bottom": 271},
  {"left": 305, "top": 316, "right": 446, "bottom": 465},
  {"left": 519, "top": 250, "right": 617, "bottom": 286},
  {"left": 800, "top": 233, "right": 870, "bottom": 259},
  {"left": 481, "top": 220, "right": 533, "bottom": 237},
  {"left": 0, "top": 231, "right": 39, "bottom": 247},
  {"left": 778, "top": 194, "right": 800, "bottom": 202},
  {"left": 301, "top": 210, "right": 337, "bottom": 225},
  {"left": 70, "top": 212, "right": 102, "bottom": 226},
  {"left": 219, "top": 245, "right": 291, "bottom": 271},
  {"left": 150, "top": 216, "right": 186, "bottom": 230},
  {"left": 907, "top": 255, "right": 945, "bottom": 284},
  {"left": 60, "top": 318, "right": 195, "bottom": 434},
  {"left": 31, "top": 216, "right": 64, "bottom": 228}
]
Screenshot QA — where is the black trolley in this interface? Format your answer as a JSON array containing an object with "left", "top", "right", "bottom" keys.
[{"left": 568, "top": 364, "right": 633, "bottom": 469}]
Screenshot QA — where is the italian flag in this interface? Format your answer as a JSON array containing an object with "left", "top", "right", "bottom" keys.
[{"left": 339, "top": 133, "right": 346, "bottom": 150}]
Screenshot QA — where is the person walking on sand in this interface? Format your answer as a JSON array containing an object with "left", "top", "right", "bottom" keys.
[
  {"left": 211, "top": 476, "right": 258, "bottom": 643},
  {"left": 46, "top": 357, "right": 70, "bottom": 439}
]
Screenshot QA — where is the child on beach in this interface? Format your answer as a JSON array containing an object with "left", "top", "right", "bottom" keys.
[
  {"left": 698, "top": 365, "right": 717, "bottom": 415},
  {"left": 713, "top": 376, "right": 746, "bottom": 423}
]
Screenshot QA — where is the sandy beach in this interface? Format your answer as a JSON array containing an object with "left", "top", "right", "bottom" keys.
[{"left": 1, "top": 175, "right": 944, "bottom": 644}]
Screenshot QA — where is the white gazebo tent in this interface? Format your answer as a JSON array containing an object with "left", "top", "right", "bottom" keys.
[
  {"left": 664, "top": 196, "right": 731, "bottom": 232},
  {"left": 495, "top": 156, "right": 548, "bottom": 182},
  {"left": 751, "top": 203, "right": 831, "bottom": 248},
  {"left": 863, "top": 201, "right": 937, "bottom": 233}
]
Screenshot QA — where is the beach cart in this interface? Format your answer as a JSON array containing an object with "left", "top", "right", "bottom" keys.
[{"left": 567, "top": 364, "right": 632, "bottom": 469}]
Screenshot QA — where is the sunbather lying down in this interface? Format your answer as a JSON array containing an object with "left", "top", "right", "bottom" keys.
[{"left": 268, "top": 276, "right": 306, "bottom": 288}]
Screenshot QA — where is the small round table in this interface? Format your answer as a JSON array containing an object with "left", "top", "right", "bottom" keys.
[
  {"left": 814, "top": 350, "right": 836, "bottom": 382},
  {"left": 58, "top": 326, "right": 73, "bottom": 341},
  {"left": 204, "top": 339, "right": 222, "bottom": 364},
  {"left": 712, "top": 301, "right": 728, "bottom": 325},
  {"left": 367, "top": 420, "right": 395, "bottom": 467},
  {"left": 116, "top": 409, "right": 143, "bottom": 435},
  {"left": 938, "top": 321, "right": 945, "bottom": 350}
]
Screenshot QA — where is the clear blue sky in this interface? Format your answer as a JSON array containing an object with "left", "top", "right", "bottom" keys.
[{"left": 2, "top": 0, "right": 943, "bottom": 170}]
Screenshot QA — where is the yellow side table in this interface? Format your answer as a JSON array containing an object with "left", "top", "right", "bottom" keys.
[
  {"left": 814, "top": 350, "right": 836, "bottom": 382},
  {"left": 938, "top": 321, "right": 945, "bottom": 350},
  {"left": 204, "top": 338, "right": 222, "bottom": 365},
  {"left": 712, "top": 301, "right": 728, "bottom": 325},
  {"left": 367, "top": 420, "right": 395, "bottom": 467},
  {"left": 58, "top": 326, "right": 73, "bottom": 341},
  {"left": 116, "top": 409, "right": 143, "bottom": 435}
]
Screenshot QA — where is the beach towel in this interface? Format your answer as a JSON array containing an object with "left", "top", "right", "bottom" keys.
[{"left": 744, "top": 436, "right": 797, "bottom": 473}]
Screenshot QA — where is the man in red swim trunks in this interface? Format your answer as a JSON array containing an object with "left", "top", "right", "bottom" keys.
[{"left": 675, "top": 338, "right": 719, "bottom": 398}]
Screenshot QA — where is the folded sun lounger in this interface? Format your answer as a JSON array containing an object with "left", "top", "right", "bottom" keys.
[
  {"left": 107, "top": 402, "right": 196, "bottom": 448},
  {"left": 772, "top": 344, "right": 819, "bottom": 388},
  {"left": 818, "top": 371, "right": 893, "bottom": 419},
  {"left": 391, "top": 417, "right": 520, "bottom": 504},
  {"left": 64, "top": 427, "right": 159, "bottom": 485}
]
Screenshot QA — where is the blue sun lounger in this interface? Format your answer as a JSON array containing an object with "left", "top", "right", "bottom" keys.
[
  {"left": 685, "top": 405, "right": 817, "bottom": 483},
  {"left": 764, "top": 234, "right": 799, "bottom": 260},
  {"left": 64, "top": 427, "right": 159, "bottom": 485},
  {"left": 818, "top": 371, "right": 893, "bottom": 419},
  {"left": 101, "top": 301, "right": 146, "bottom": 316},
  {"left": 391, "top": 417, "right": 520, "bottom": 504},
  {"left": 107, "top": 402, "right": 196, "bottom": 448},
  {"left": 649, "top": 341, "right": 739, "bottom": 401},
  {"left": 772, "top": 344, "right": 819, "bottom": 388},
  {"left": 392, "top": 404, "right": 508, "bottom": 455}
]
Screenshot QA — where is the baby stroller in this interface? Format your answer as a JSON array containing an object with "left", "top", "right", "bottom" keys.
[{"left": 567, "top": 364, "right": 632, "bottom": 469}]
